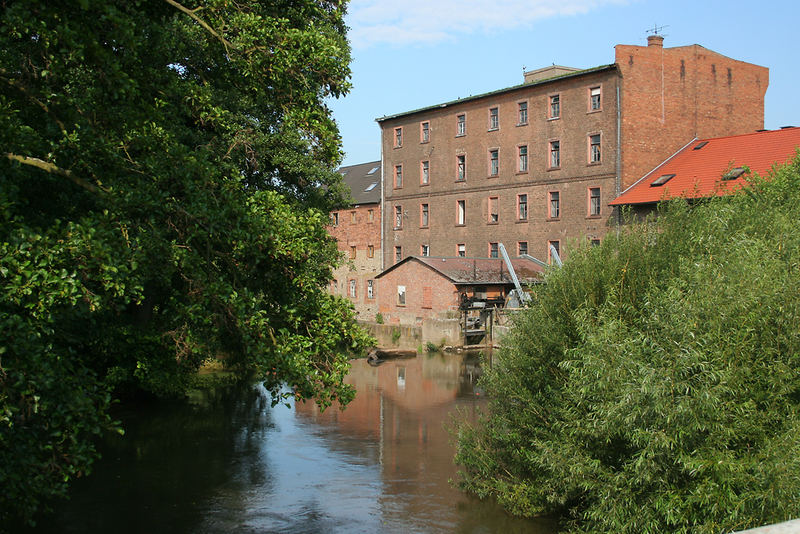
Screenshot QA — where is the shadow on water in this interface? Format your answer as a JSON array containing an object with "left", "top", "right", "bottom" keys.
[{"left": 22, "top": 352, "right": 557, "bottom": 534}]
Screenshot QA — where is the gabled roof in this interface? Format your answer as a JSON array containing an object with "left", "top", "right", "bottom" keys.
[
  {"left": 611, "top": 128, "right": 800, "bottom": 206},
  {"left": 337, "top": 160, "right": 381, "bottom": 206},
  {"left": 375, "top": 256, "right": 544, "bottom": 284}
]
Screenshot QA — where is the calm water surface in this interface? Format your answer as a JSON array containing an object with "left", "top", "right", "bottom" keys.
[{"left": 26, "top": 353, "right": 556, "bottom": 533}]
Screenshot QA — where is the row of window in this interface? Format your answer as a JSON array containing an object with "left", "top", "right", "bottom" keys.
[
  {"left": 392, "top": 135, "right": 601, "bottom": 188},
  {"left": 393, "top": 187, "right": 602, "bottom": 230},
  {"left": 331, "top": 208, "right": 377, "bottom": 227},
  {"left": 392, "top": 239, "right": 598, "bottom": 264},
  {"left": 392, "top": 86, "right": 602, "bottom": 147},
  {"left": 341, "top": 278, "right": 376, "bottom": 300}
]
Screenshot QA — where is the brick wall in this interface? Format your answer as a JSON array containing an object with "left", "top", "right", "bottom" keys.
[
  {"left": 329, "top": 202, "right": 382, "bottom": 319},
  {"left": 616, "top": 35, "right": 768, "bottom": 188},
  {"left": 381, "top": 68, "right": 619, "bottom": 265},
  {"left": 376, "top": 260, "right": 461, "bottom": 325}
]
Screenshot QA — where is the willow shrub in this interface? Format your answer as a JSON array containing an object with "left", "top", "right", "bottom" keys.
[{"left": 455, "top": 156, "right": 800, "bottom": 533}]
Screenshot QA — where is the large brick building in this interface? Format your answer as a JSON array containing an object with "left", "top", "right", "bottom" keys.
[
  {"left": 329, "top": 161, "right": 382, "bottom": 319},
  {"left": 377, "top": 35, "right": 768, "bottom": 266}
]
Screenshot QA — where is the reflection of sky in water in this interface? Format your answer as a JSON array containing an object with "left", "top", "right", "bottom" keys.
[
  {"left": 199, "top": 386, "right": 385, "bottom": 533},
  {"left": 22, "top": 353, "right": 555, "bottom": 534}
]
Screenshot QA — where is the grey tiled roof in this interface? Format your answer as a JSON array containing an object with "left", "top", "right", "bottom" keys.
[{"left": 338, "top": 160, "right": 381, "bottom": 206}]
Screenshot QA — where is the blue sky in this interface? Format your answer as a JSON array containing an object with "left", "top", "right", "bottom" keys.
[{"left": 330, "top": 0, "right": 799, "bottom": 167}]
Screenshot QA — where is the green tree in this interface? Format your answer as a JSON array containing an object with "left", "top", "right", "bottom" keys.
[
  {"left": 455, "top": 157, "right": 800, "bottom": 533},
  {"left": 0, "top": 0, "right": 371, "bottom": 524}
]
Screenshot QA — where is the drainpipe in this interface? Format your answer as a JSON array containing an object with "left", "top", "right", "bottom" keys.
[
  {"left": 380, "top": 130, "right": 385, "bottom": 271},
  {"left": 616, "top": 80, "right": 622, "bottom": 232}
]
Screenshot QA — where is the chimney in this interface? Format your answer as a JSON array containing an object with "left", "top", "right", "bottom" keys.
[{"left": 647, "top": 34, "right": 664, "bottom": 48}]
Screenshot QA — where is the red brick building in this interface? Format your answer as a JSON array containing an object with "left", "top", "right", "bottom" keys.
[
  {"left": 377, "top": 36, "right": 768, "bottom": 266},
  {"left": 329, "top": 161, "right": 382, "bottom": 319},
  {"left": 611, "top": 126, "right": 800, "bottom": 217},
  {"left": 375, "top": 256, "right": 543, "bottom": 325}
]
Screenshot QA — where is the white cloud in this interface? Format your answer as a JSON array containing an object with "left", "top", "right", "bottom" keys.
[{"left": 347, "top": 0, "right": 626, "bottom": 49}]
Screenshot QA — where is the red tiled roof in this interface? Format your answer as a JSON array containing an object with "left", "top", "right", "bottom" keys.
[
  {"left": 611, "top": 128, "right": 800, "bottom": 206},
  {"left": 375, "top": 256, "right": 543, "bottom": 284}
]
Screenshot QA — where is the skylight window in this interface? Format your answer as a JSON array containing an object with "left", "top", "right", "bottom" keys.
[
  {"left": 722, "top": 167, "right": 746, "bottom": 180},
  {"left": 364, "top": 182, "right": 378, "bottom": 192},
  {"left": 367, "top": 166, "right": 379, "bottom": 175},
  {"left": 693, "top": 141, "right": 709, "bottom": 150},
  {"left": 650, "top": 174, "right": 675, "bottom": 187}
]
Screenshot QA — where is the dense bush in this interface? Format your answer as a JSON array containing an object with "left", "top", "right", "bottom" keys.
[{"left": 455, "top": 156, "right": 800, "bottom": 533}]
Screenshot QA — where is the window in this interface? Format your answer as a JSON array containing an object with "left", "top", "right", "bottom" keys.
[
  {"left": 397, "top": 285, "right": 406, "bottom": 305},
  {"left": 394, "top": 164, "right": 403, "bottom": 188},
  {"left": 518, "top": 101, "right": 528, "bottom": 125},
  {"left": 589, "top": 134, "right": 601, "bottom": 163},
  {"left": 331, "top": 212, "right": 339, "bottom": 226},
  {"left": 518, "top": 194, "right": 528, "bottom": 221},
  {"left": 489, "top": 107, "right": 499, "bottom": 130},
  {"left": 394, "top": 246, "right": 402, "bottom": 264},
  {"left": 350, "top": 211, "right": 357, "bottom": 224},
  {"left": 394, "top": 205, "right": 402, "bottom": 229},
  {"left": 590, "top": 238, "right": 601, "bottom": 247},
  {"left": 590, "top": 86, "right": 601, "bottom": 111},
  {"left": 394, "top": 127, "right": 402, "bottom": 147},
  {"left": 489, "top": 149, "right": 499, "bottom": 176},
  {"left": 518, "top": 145, "right": 528, "bottom": 172},
  {"left": 722, "top": 167, "right": 747, "bottom": 180},
  {"left": 349, "top": 246, "right": 356, "bottom": 259},
  {"left": 549, "top": 140, "right": 560, "bottom": 168},
  {"left": 457, "top": 199, "right": 466, "bottom": 225},
  {"left": 549, "top": 94, "right": 560, "bottom": 119},
  {"left": 457, "top": 244, "right": 466, "bottom": 257},
  {"left": 349, "top": 279, "right": 356, "bottom": 298},
  {"left": 549, "top": 191, "right": 560, "bottom": 219},
  {"left": 367, "top": 209, "right": 374, "bottom": 222},
  {"left": 456, "top": 154, "right": 466, "bottom": 181},
  {"left": 367, "top": 280, "right": 374, "bottom": 299},
  {"left": 457, "top": 114, "right": 466, "bottom": 136},
  {"left": 420, "top": 203, "right": 429, "bottom": 227},
  {"left": 421, "top": 244, "right": 430, "bottom": 257},
  {"left": 489, "top": 242, "right": 499, "bottom": 258},
  {"left": 488, "top": 196, "right": 498, "bottom": 223},
  {"left": 421, "top": 160, "right": 430, "bottom": 185},
  {"left": 589, "top": 187, "right": 601, "bottom": 216},
  {"left": 367, "top": 244, "right": 374, "bottom": 258},
  {"left": 421, "top": 121, "right": 430, "bottom": 143},
  {"left": 651, "top": 174, "right": 675, "bottom": 187},
  {"left": 518, "top": 241, "right": 528, "bottom": 256},
  {"left": 548, "top": 240, "right": 560, "bottom": 263}
]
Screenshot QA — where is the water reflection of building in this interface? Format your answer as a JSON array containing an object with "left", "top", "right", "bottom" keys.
[{"left": 294, "top": 354, "right": 486, "bottom": 529}]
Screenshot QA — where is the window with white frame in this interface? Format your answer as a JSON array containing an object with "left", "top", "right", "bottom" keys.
[
  {"left": 457, "top": 114, "right": 466, "bottom": 136},
  {"left": 421, "top": 121, "right": 430, "bottom": 143},
  {"left": 549, "top": 140, "right": 560, "bottom": 168},
  {"left": 549, "top": 191, "right": 560, "bottom": 219},
  {"left": 489, "top": 107, "right": 499, "bottom": 130},
  {"left": 420, "top": 203, "right": 429, "bottom": 227},
  {"left": 394, "top": 164, "right": 402, "bottom": 188},
  {"left": 589, "top": 187, "right": 601, "bottom": 216},
  {"left": 457, "top": 199, "right": 466, "bottom": 225},
  {"left": 397, "top": 284, "right": 406, "bottom": 305},
  {"left": 518, "top": 241, "right": 528, "bottom": 256},
  {"left": 489, "top": 149, "right": 499, "bottom": 176},
  {"left": 548, "top": 240, "right": 560, "bottom": 263},
  {"left": 589, "top": 134, "right": 601, "bottom": 163},
  {"left": 421, "top": 160, "right": 430, "bottom": 185},
  {"left": 395, "top": 246, "right": 402, "bottom": 264},
  {"left": 349, "top": 279, "right": 356, "bottom": 298},
  {"left": 488, "top": 196, "right": 498, "bottom": 223},
  {"left": 590, "top": 86, "right": 601, "bottom": 110},
  {"left": 518, "top": 101, "right": 528, "bottom": 125},
  {"left": 489, "top": 242, "right": 499, "bottom": 258},
  {"left": 421, "top": 244, "right": 430, "bottom": 257},
  {"left": 457, "top": 243, "right": 466, "bottom": 257},
  {"left": 367, "top": 280, "right": 374, "bottom": 299},
  {"left": 518, "top": 145, "right": 528, "bottom": 172},
  {"left": 518, "top": 193, "right": 528, "bottom": 221},
  {"left": 549, "top": 94, "right": 560, "bottom": 119},
  {"left": 394, "top": 127, "right": 402, "bottom": 147}
]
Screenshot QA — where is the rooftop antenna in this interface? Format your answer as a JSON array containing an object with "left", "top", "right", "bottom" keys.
[{"left": 646, "top": 23, "right": 669, "bottom": 38}]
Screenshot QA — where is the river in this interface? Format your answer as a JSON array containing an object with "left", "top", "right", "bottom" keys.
[{"left": 24, "top": 352, "right": 557, "bottom": 533}]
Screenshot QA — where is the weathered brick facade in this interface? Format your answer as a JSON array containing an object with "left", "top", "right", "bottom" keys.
[
  {"left": 328, "top": 162, "right": 382, "bottom": 320},
  {"left": 377, "top": 37, "right": 768, "bottom": 267}
]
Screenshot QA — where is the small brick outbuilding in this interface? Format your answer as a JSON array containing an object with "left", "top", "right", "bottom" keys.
[{"left": 375, "top": 256, "right": 543, "bottom": 325}]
